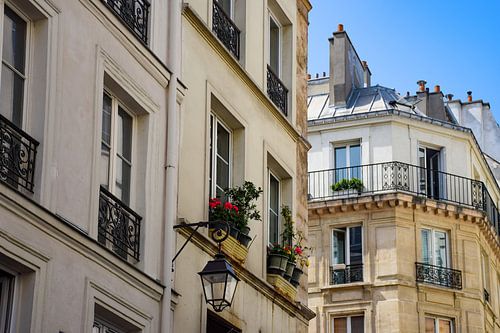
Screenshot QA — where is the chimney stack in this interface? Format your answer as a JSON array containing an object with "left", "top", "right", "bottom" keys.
[
  {"left": 467, "top": 91, "right": 472, "bottom": 102},
  {"left": 362, "top": 61, "right": 371, "bottom": 88},
  {"left": 417, "top": 80, "right": 427, "bottom": 92},
  {"left": 337, "top": 24, "right": 344, "bottom": 32}
]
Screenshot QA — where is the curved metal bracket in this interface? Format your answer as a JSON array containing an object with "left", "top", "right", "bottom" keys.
[{"left": 172, "top": 220, "right": 230, "bottom": 263}]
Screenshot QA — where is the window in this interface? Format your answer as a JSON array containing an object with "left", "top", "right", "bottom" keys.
[
  {"left": 418, "top": 146, "right": 441, "bottom": 199},
  {"left": 93, "top": 304, "right": 140, "bottom": 333},
  {"left": 421, "top": 228, "right": 449, "bottom": 267},
  {"left": 93, "top": 318, "right": 124, "bottom": 333},
  {"left": 1, "top": 6, "right": 27, "bottom": 128},
  {"left": 332, "top": 315, "right": 364, "bottom": 333},
  {"left": 206, "top": 310, "right": 241, "bottom": 333},
  {"left": 425, "top": 316, "right": 453, "bottom": 333},
  {"left": 333, "top": 143, "right": 361, "bottom": 182},
  {"left": 209, "top": 115, "right": 232, "bottom": 200},
  {"left": 268, "top": 172, "right": 280, "bottom": 245},
  {"left": 217, "top": 0, "right": 233, "bottom": 18},
  {"left": 481, "top": 252, "right": 490, "bottom": 302},
  {"left": 0, "top": 269, "right": 14, "bottom": 332},
  {"left": 100, "top": 91, "right": 134, "bottom": 205},
  {"left": 269, "top": 14, "right": 281, "bottom": 77},
  {"left": 331, "top": 226, "right": 363, "bottom": 284}
]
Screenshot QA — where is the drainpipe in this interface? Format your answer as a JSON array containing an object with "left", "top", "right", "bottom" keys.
[{"left": 161, "top": 0, "right": 182, "bottom": 332}]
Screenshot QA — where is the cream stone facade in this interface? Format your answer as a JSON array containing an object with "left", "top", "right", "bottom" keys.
[
  {"left": 172, "top": 0, "right": 314, "bottom": 332},
  {"left": 307, "top": 27, "right": 500, "bottom": 333}
]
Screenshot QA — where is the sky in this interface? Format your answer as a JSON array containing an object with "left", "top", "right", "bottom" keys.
[{"left": 307, "top": 0, "right": 500, "bottom": 123}]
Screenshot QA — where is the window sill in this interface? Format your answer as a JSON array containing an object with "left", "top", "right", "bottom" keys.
[{"left": 320, "top": 281, "right": 370, "bottom": 291}]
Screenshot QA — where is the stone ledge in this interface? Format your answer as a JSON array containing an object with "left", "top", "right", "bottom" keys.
[{"left": 267, "top": 274, "right": 297, "bottom": 301}]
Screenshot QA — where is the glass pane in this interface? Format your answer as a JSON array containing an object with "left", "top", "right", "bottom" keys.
[
  {"left": 224, "top": 274, "right": 238, "bottom": 303},
  {"left": 0, "top": 65, "right": 24, "bottom": 127},
  {"left": 218, "top": 0, "right": 232, "bottom": 16},
  {"left": 209, "top": 115, "right": 214, "bottom": 197},
  {"left": 115, "top": 157, "right": 131, "bottom": 205},
  {"left": 332, "top": 230, "right": 345, "bottom": 265},
  {"left": 425, "top": 318, "right": 435, "bottom": 333},
  {"left": 102, "top": 94, "right": 112, "bottom": 145},
  {"left": 351, "top": 316, "right": 364, "bottom": 333},
  {"left": 117, "top": 107, "right": 132, "bottom": 161},
  {"left": 434, "top": 231, "right": 447, "bottom": 267},
  {"left": 100, "top": 144, "right": 110, "bottom": 188},
  {"left": 439, "top": 319, "right": 452, "bottom": 333},
  {"left": 269, "top": 211, "right": 278, "bottom": 244},
  {"left": 421, "top": 229, "right": 431, "bottom": 264},
  {"left": 334, "top": 147, "right": 347, "bottom": 182},
  {"left": 270, "top": 175, "right": 279, "bottom": 211},
  {"left": 349, "top": 226, "right": 362, "bottom": 265},
  {"left": 333, "top": 317, "right": 347, "bottom": 333},
  {"left": 2, "top": 7, "right": 26, "bottom": 72},
  {"left": 269, "top": 17, "right": 280, "bottom": 75},
  {"left": 216, "top": 123, "right": 230, "bottom": 163},
  {"left": 216, "top": 156, "right": 229, "bottom": 192},
  {"left": 350, "top": 145, "right": 361, "bottom": 179}
]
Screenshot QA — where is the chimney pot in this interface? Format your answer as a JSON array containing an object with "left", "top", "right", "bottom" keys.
[
  {"left": 323, "top": 71, "right": 326, "bottom": 77},
  {"left": 434, "top": 85, "right": 440, "bottom": 93},
  {"left": 446, "top": 94, "right": 454, "bottom": 101},
  {"left": 315, "top": 73, "right": 319, "bottom": 78},
  {"left": 467, "top": 91, "right": 472, "bottom": 102},
  {"left": 417, "top": 80, "right": 427, "bottom": 92},
  {"left": 307, "top": 73, "right": 311, "bottom": 80},
  {"left": 426, "top": 87, "right": 429, "bottom": 93},
  {"left": 337, "top": 24, "right": 344, "bottom": 32},
  {"left": 406, "top": 91, "right": 410, "bottom": 97}
]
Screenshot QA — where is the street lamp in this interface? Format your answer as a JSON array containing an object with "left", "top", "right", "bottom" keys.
[{"left": 173, "top": 220, "right": 239, "bottom": 312}]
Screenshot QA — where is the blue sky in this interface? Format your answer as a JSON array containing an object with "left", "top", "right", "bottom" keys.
[{"left": 307, "top": 0, "right": 500, "bottom": 123}]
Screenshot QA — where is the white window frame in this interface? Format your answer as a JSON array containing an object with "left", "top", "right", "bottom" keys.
[
  {"left": 268, "top": 11, "right": 282, "bottom": 78},
  {"left": 0, "top": 3, "right": 32, "bottom": 129},
  {"left": 331, "top": 141, "right": 361, "bottom": 170},
  {"left": 101, "top": 89, "right": 136, "bottom": 205},
  {"left": 421, "top": 228, "right": 450, "bottom": 268},
  {"left": 209, "top": 114, "right": 232, "bottom": 199},
  {"left": 331, "top": 314, "right": 364, "bottom": 333},
  {"left": 331, "top": 225, "right": 363, "bottom": 268},
  {"left": 425, "top": 316, "right": 454, "bottom": 333},
  {"left": 0, "top": 266, "right": 16, "bottom": 332},
  {"left": 268, "top": 170, "right": 281, "bottom": 246}
]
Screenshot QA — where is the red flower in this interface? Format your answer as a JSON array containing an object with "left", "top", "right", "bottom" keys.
[
  {"left": 294, "top": 246, "right": 303, "bottom": 255},
  {"left": 232, "top": 205, "right": 239, "bottom": 212},
  {"left": 224, "top": 202, "right": 233, "bottom": 210},
  {"left": 209, "top": 198, "right": 221, "bottom": 209}
]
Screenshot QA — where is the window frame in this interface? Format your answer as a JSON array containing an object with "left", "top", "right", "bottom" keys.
[
  {"left": 421, "top": 227, "right": 450, "bottom": 268},
  {"left": 0, "top": 3, "right": 32, "bottom": 129},
  {"left": 0, "top": 267, "right": 15, "bottom": 333},
  {"left": 425, "top": 316, "right": 454, "bottom": 333},
  {"left": 101, "top": 89, "right": 136, "bottom": 206},
  {"left": 268, "top": 170, "right": 281, "bottom": 246},
  {"left": 268, "top": 11, "right": 282, "bottom": 78},
  {"left": 331, "top": 225, "right": 363, "bottom": 267},
  {"left": 481, "top": 251, "right": 490, "bottom": 300},
  {"left": 331, "top": 314, "right": 365, "bottom": 333},
  {"left": 217, "top": 0, "right": 235, "bottom": 19},
  {"left": 209, "top": 114, "right": 233, "bottom": 199}
]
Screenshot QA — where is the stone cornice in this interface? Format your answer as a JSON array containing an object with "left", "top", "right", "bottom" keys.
[
  {"left": 182, "top": 5, "right": 310, "bottom": 150},
  {"left": 175, "top": 223, "right": 316, "bottom": 323},
  {"left": 308, "top": 192, "right": 500, "bottom": 260}
]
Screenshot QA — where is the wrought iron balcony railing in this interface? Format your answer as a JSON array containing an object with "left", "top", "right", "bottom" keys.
[
  {"left": 267, "top": 65, "right": 288, "bottom": 116},
  {"left": 0, "top": 114, "right": 38, "bottom": 193},
  {"left": 330, "top": 264, "right": 363, "bottom": 285},
  {"left": 98, "top": 186, "right": 141, "bottom": 261},
  {"left": 415, "top": 262, "right": 462, "bottom": 290},
  {"left": 308, "top": 161, "right": 500, "bottom": 235},
  {"left": 102, "top": 0, "right": 150, "bottom": 44},
  {"left": 484, "top": 288, "right": 490, "bottom": 303},
  {"left": 212, "top": 0, "right": 240, "bottom": 59}
]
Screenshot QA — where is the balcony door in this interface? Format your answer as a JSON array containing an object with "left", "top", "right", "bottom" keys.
[
  {"left": 418, "top": 146, "right": 441, "bottom": 199},
  {"left": 331, "top": 226, "right": 363, "bottom": 284}
]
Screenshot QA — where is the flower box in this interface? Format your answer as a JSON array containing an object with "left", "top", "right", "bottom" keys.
[
  {"left": 267, "top": 274, "right": 297, "bottom": 300},
  {"left": 210, "top": 229, "right": 248, "bottom": 264}
]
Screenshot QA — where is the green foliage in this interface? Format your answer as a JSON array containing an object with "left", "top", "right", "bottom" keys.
[
  {"left": 280, "top": 205, "right": 295, "bottom": 247},
  {"left": 331, "top": 178, "right": 364, "bottom": 192},
  {"left": 224, "top": 181, "right": 263, "bottom": 230}
]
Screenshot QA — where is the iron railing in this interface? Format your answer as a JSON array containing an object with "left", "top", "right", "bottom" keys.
[
  {"left": 267, "top": 65, "right": 288, "bottom": 116},
  {"left": 98, "top": 186, "right": 141, "bottom": 261},
  {"left": 102, "top": 0, "right": 150, "bottom": 44},
  {"left": 0, "top": 114, "right": 38, "bottom": 192},
  {"left": 484, "top": 288, "right": 490, "bottom": 303},
  {"left": 415, "top": 262, "right": 462, "bottom": 290},
  {"left": 212, "top": 0, "right": 240, "bottom": 59},
  {"left": 330, "top": 264, "right": 363, "bottom": 285},
  {"left": 308, "top": 161, "right": 500, "bottom": 235}
]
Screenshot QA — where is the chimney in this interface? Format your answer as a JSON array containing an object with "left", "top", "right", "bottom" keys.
[
  {"left": 362, "top": 61, "right": 371, "bottom": 88},
  {"left": 307, "top": 73, "right": 311, "bottom": 80},
  {"left": 417, "top": 80, "right": 427, "bottom": 92},
  {"left": 467, "top": 91, "right": 472, "bottom": 102},
  {"left": 434, "top": 85, "right": 440, "bottom": 93},
  {"left": 323, "top": 71, "right": 326, "bottom": 77},
  {"left": 446, "top": 94, "right": 454, "bottom": 101},
  {"left": 328, "top": 24, "right": 365, "bottom": 107}
]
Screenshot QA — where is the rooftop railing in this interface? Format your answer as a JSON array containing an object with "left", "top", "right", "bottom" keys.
[{"left": 308, "top": 161, "right": 500, "bottom": 235}]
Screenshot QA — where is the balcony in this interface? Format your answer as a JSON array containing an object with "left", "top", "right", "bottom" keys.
[
  {"left": 330, "top": 264, "right": 363, "bottom": 285},
  {"left": 0, "top": 114, "right": 38, "bottom": 193},
  {"left": 267, "top": 65, "right": 288, "bottom": 116},
  {"left": 308, "top": 161, "right": 500, "bottom": 235},
  {"left": 415, "top": 262, "right": 462, "bottom": 290},
  {"left": 98, "top": 186, "right": 141, "bottom": 261},
  {"left": 212, "top": 0, "right": 240, "bottom": 59},
  {"left": 102, "top": 0, "right": 150, "bottom": 45}
]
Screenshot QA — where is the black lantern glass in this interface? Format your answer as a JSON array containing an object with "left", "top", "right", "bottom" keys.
[{"left": 198, "top": 253, "right": 239, "bottom": 312}]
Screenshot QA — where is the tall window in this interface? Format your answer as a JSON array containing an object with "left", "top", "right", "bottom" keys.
[
  {"left": 333, "top": 143, "right": 361, "bottom": 181},
  {"left": 268, "top": 173, "right": 280, "bottom": 245},
  {"left": 100, "top": 91, "right": 133, "bottom": 205},
  {"left": 209, "top": 115, "right": 232, "bottom": 199},
  {"left": 421, "top": 228, "right": 448, "bottom": 267},
  {"left": 481, "top": 252, "right": 490, "bottom": 302},
  {"left": 332, "top": 315, "right": 364, "bottom": 333},
  {"left": 269, "top": 14, "right": 281, "bottom": 76},
  {"left": 0, "top": 269, "right": 14, "bottom": 332},
  {"left": 425, "top": 316, "right": 453, "bottom": 333},
  {"left": 331, "top": 226, "right": 363, "bottom": 284},
  {"left": 1, "top": 7, "right": 27, "bottom": 127},
  {"left": 418, "top": 146, "right": 441, "bottom": 198}
]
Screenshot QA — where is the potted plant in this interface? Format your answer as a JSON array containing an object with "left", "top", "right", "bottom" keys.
[
  {"left": 280, "top": 206, "right": 296, "bottom": 281},
  {"left": 209, "top": 197, "right": 240, "bottom": 238},
  {"left": 331, "top": 177, "right": 364, "bottom": 196},
  {"left": 225, "top": 181, "right": 263, "bottom": 247},
  {"left": 267, "top": 243, "right": 289, "bottom": 276},
  {"left": 290, "top": 231, "right": 310, "bottom": 287}
]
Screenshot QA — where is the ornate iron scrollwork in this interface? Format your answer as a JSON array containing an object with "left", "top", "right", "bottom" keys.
[
  {"left": 415, "top": 262, "right": 462, "bottom": 290},
  {"left": 212, "top": 0, "right": 240, "bottom": 59},
  {"left": 102, "top": 0, "right": 150, "bottom": 44},
  {"left": 267, "top": 66, "right": 288, "bottom": 116},
  {"left": 331, "top": 264, "right": 363, "bottom": 285}
]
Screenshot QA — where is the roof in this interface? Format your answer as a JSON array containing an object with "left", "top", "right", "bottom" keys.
[{"left": 307, "top": 85, "right": 424, "bottom": 121}]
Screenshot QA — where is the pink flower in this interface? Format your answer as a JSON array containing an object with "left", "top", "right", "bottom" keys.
[
  {"left": 232, "top": 205, "right": 239, "bottom": 212},
  {"left": 224, "top": 202, "right": 233, "bottom": 210},
  {"left": 294, "top": 246, "right": 303, "bottom": 255},
  {"left": 209, "top": 198, "right": 221, "bottom": 209}
]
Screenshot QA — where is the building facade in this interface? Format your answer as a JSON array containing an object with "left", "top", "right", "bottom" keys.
[
  {"left": 307, "top": 26, "right": 500, "bottom": 333},
  {"left": 172, "top": 0, "right": 314, "bottom": 332}
]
